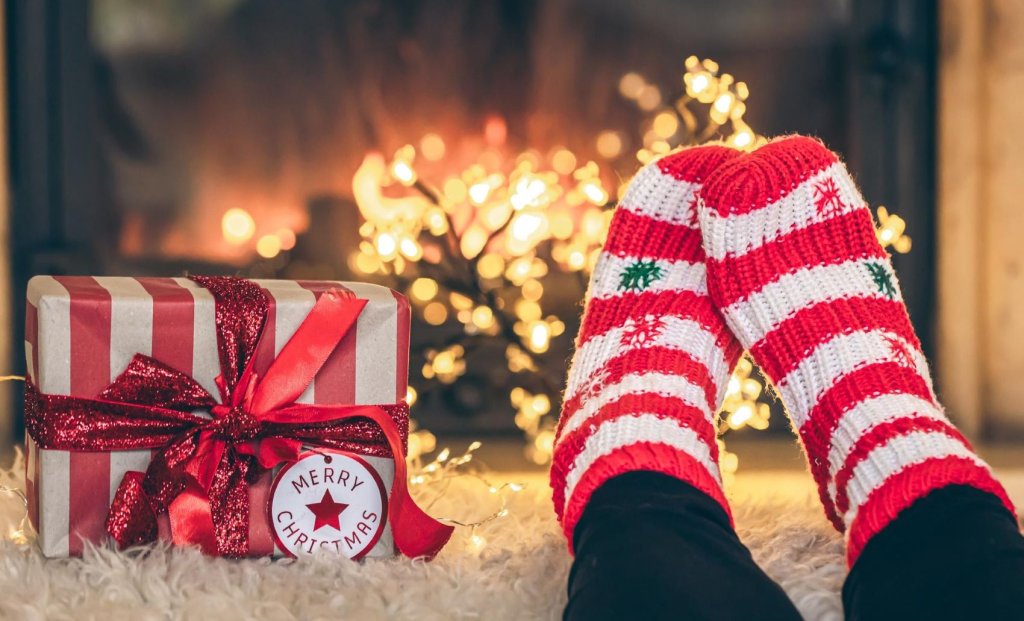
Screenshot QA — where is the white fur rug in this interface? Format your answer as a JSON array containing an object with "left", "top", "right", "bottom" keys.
[{"left": 5, "top": 455, "right": 1020, "bottom": 620}]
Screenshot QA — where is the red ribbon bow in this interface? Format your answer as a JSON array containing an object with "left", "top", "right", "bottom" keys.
[{"left": 24, "top": 276, "right": 453, "bottom": 558}]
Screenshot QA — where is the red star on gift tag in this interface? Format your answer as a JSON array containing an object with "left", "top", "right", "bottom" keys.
[{"left": 305, "top": 489, "right": 349, "bottom": 531}]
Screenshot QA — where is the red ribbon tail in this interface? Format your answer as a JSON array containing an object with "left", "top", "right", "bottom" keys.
[
  {"left": 388, "top": 484, "right": 455, "bottom": 560},
  {"left": 107, "top": 471, "right": 158, "bottom": 549},
  {"left": 249, "top": 291, "right": 367, "bottom": 415},
  {"left": 383, "top": 414, "right": 454, "bottom": 559},
  {"left": 168, "top": 481, "right": 219, "bottom": 555}
]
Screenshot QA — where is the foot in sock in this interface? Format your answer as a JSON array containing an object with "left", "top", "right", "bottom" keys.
[
  {"left": 698, "top": 135, "right": 1017, "bottom": 565},
  {"left": 550, "top": 144, "right": 743, "bottom": 545}
]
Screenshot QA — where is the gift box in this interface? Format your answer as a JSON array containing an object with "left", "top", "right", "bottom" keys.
[{"left": 23, "top": 276, "right": 450, "bottom": 559}]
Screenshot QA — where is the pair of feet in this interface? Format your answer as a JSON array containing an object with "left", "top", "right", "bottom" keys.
[{"left": 550, "top": 136, "right": 1022, "bottom": 616}]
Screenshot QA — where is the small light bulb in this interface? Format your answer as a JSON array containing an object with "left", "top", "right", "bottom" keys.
[
  {"left": 469, "top": 532, "right": 487, "bottom": 553},
  {"left": 221, "top": 208, "right": 256, "bottom": 245},
  {"left": 375, "top": 233, "right": 398, "bottom": 259},
  {"left": 391, "top": 160, "right": 416, "bottom": 186}
]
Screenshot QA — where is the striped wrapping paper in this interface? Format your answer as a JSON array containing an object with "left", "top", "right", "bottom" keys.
[{"left": 23, "top": 276, "right": 410, "bottom": 558}]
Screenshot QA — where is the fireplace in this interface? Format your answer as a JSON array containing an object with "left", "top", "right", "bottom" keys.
[{"left": 5, "top": 0, "right": 938, "bottom": 455}]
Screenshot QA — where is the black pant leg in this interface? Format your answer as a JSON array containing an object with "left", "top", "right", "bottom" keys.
[
  {"left": 565, "top": 471, "right": 802, "bottom": 621},
  {"left": 843, "top": 485, "right": 1024, "bottom": 621}
]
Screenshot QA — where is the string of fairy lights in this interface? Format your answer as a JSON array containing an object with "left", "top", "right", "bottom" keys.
[{"left": 338, "top": 56, "right": 912, "bottom": 472}]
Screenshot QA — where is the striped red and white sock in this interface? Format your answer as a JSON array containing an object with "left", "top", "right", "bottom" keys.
[
  {"left": 551, "top": 145, "right": 743, "bottom": 548},
  {"left": 698, "top": 135, "right": 1016, "bottom": 565}
]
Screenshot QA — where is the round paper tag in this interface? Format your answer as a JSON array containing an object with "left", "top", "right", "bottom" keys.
[{"left": 269, "top": 449, "right": 388, "bottom": 559}]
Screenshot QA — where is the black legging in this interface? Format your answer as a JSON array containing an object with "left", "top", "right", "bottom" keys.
[{"left": 565, "top": 472, "right": 1024, "bottom": 620}]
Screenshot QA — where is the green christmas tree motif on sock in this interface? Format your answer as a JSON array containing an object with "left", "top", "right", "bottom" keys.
[
  {"left": 618, "top": 260, "right": 663, "bottom": 291},
  {"left": 866, "top": 261, "right": 897, "bottom": 299}
]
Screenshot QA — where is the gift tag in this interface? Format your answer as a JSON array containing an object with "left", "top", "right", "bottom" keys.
[{"left": 269, "top": 449, "right": 389, "bottom": 559}]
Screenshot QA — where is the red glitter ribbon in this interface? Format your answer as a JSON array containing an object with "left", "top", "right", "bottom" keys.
[{"left": 23, "top": 276, "right": 453, "bottom": 558}]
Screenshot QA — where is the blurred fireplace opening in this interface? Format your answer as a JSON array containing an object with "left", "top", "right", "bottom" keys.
[{"left": 5, "top": 0, "right": 941, "bottom": 442}]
